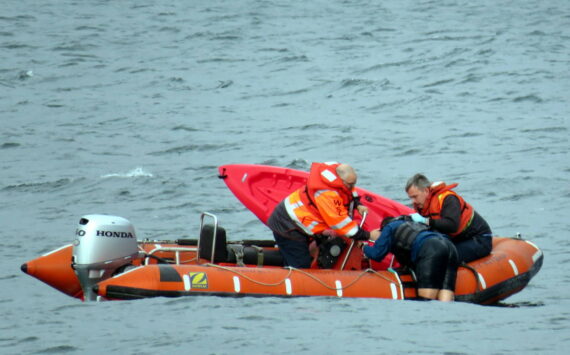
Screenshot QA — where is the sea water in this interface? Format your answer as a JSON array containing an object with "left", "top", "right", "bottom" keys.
[{"left": 1, "top": 0, "right": 569, "bottom": 354}]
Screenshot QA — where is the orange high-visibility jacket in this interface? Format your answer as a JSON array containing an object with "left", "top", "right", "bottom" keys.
[
  {"left": 418, "top": 182, "right": 474, "bottom": 237},
  {"left": 284, "top": 162, "right": 360, "bottom": 237}
]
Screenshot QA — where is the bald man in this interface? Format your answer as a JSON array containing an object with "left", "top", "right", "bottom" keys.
[{"left": 268, "top": 162, "right": 375, "bottom": 268}]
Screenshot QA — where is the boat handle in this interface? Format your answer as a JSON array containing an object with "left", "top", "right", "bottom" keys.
[
  {"left": 340, "top": 212, "right": 368, "bottom": 270},
  {"left": 198, "top": 212, "right": 219, "bottom": 264}
]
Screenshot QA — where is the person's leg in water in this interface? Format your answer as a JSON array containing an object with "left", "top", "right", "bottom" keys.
[
  {"left": 438, "top": 237, "right": 459, "bottom": 301},
  {"left": 414, "top": 236, "right": 456, "bottom": 302}
]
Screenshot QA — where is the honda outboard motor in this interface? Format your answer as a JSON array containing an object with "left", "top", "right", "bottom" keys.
[{"left": 72, "top": 214, "right": 140, "bottom": 301}]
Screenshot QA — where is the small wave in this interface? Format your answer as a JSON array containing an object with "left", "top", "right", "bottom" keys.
[
  {"left": 299, "top": 123, "right": 330, "bottom": 130},
  {"left": 275, "top": 87, "right": 311, "bottom": 96},
  {"left": 1, "top": 142, "right": 20, "bottom": 149},
  {"left": 458, "top": 73, "right": 482, "bottom": 83},
  {"left": 0, "top": 15, "right": 36, "bottom": 21},
  {"left": 286, "top": 159, "right": 310, "bottom": 170},
  {"left": 196, "top": 57, "right": 245, "bottom": 64},
  {"left": 15, "top": 336, "right": 39, "bottom": 344},
  {"left": 19, "top": 70, "right": 34, "bottom": 80},
  {"left": 259, "top": 159, "right": 280, "bottom": 166},
  {"left": 443, "top": 132, "right": 484, "bottom": 139},
  {"left": 172, "top": 125, "right": 199, "bottom": 132},
  {"left": 373, "top": 27, "right": 397, "bottom": 33},
  {"left": 278, "top": 55, "right": 309, "bottom": 63},
  {"left": 159, "top": 26, "right": 180, "bottom": 33},
  {"left": 52, "top": 42, "right": 97, "bottom": 52},
  {"left": 237, "top": 315, "right": 276, "bottom": 321},
  {"left": 211, "top": 34, "right": 241, "bottom": 41},
  {"left": 149, "top": 143, "right": 233, "bottom": 155},
  {"left": 100, "top": 167, "right": 153, "bottom": 179},
  {"left": 528, "top": 30, "right": 546, "bottom": 36},
  {"left": 493, "top": 301, "right": 545, "bottom": 308},
  {"left": 499, "top": 190, "right": 543, "bottom": 201},
  {"left": 74, "top": 25, "right": 105, "bottom": 31},
  {"left": 34, "top": 345, "right": 78, "bottom": 354},
  {"left": 44, "top": 102, "right": 65, "bottom": 108},
  {"left": 394, "top": 148, "right": 422, "bottom": 157},
  {"left": 2, "top": 178, "right": 73, "bottom": 192},
  {"left": 521, "top": 126, "right": 567, "bottom": 133},
  {"left": 338, "top": 78, "right": 391, "bottom": 91},
  {"left": 422, "top": 78, "right": 454, "bottom": 88},
  {"left": 51, "top": 304, "right": 89, "bottom": 312},
  {"left": 513, "top": 94, "right": 543, "bottom": 103},
  {"left": 358, "top": 59, "right": 414, "bottom": 73},
  {"left": 340, "top": 78, "right": 373, "bottom": 87},
  {"left": 216, "top": 80, "right": 233, "bottom": 88},
  {"left": 259, "top": 47, "right": 289, "bottom": 53},
  {"left": 2, "top": 42, "right": 36, "bottom": 49}
]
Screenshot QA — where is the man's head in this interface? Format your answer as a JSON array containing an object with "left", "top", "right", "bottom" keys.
[
  {"left": 380, "top": 216, "right": 396, "bottom": 230},
  {"left": 336, "top": 164, "right": 357, "bottom": 190},
  {"left": 405, "top": 173, "right": 431, "bottom": 209}
]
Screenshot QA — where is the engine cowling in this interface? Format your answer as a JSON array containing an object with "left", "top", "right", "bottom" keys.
[{"left": 72, "top": 214, "right": 140, "bottom": 301}]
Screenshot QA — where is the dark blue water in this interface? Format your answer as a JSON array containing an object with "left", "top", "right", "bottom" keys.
[{"left": 1, "top": 0, "right": 569, "bottom": 354}]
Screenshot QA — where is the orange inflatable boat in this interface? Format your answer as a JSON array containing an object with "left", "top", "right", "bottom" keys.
[
  {"left": 22, "top": 213, "right": 543, "bottom": 304},
  {"left": 21, "top": 164, "right": 543, "bottom": 303}
]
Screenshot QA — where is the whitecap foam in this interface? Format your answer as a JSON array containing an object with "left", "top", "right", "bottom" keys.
[{"left": 100, "top": 167, "right": 153, "bottom": 179}]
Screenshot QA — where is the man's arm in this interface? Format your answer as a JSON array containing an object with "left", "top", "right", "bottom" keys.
[
  {"left": 315, "top": 190, "right": 367, "bottom": 239},
  {"left": 429, "top": 195, "right": 461, "bottom": 234},
  {"left": 363, "top": 226, "right": 393, "bottom": 261}
]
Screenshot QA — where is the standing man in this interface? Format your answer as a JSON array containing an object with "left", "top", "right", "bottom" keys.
[
  {"left": 405, "top": 173, "right": 492, "bottom": 263},
  {"left": 268, "top": 162, "right": 376, "bottom": 268}
]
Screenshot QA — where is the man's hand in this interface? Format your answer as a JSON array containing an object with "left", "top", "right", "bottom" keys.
[
  {"left": 369, "top": 229, "right": 381, "bottom": 241},
  {"left": 410, "top": 213, "right": 429, "bottom": 225},
  {"left": 357, "top": 205, "right": 368, "bottom": 215},
  {"left": 322, "top": 229, "right": 336, "bottom": 237}
]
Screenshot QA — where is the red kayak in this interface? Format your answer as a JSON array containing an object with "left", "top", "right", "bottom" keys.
[
  {"left": 217, "top": 163, "right": 415, "bottom": 270},
  {"left": 217, "top": 163, "right": 414, "bottom": 230}
]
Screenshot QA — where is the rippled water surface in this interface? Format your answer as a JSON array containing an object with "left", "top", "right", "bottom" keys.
[{"left": 1, "top": 1, "right": 569, "bottom": 354}]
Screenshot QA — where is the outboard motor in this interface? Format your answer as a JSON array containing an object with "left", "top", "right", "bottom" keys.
[{"left": 72, "top": 214, "right": 140, "bottom": 301}]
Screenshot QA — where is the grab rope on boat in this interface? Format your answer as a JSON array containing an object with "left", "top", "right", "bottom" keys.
[
  {"left": 205, "top": 263, "right": 293, "bottom": 287},
  {"left": 204, "top": 263, "right": 395, "bottom": 291}
]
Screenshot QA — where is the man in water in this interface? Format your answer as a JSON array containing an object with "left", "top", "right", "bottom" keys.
[{"left": 363, "top": 216, "right": 459, "bottom": 302}]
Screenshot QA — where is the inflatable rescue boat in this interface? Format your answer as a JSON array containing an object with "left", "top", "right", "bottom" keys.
[{"left": 21, "top": 164, "right": 543, "bottom": 304}]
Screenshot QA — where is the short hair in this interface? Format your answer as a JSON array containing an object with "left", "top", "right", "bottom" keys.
[
  {"left": 405, "top": 173, "right": 431, "bottom": 192},
  {"left": 381, "top": 216, "right": 396, "bottom": 229}
]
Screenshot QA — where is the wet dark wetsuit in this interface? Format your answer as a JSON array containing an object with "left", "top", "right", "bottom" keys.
[
  {"left": 363, "top": 219, "right": 459, "bottom": 291},
  {"left": 414, "top": 236, "right": 459, "bottom": 290}
]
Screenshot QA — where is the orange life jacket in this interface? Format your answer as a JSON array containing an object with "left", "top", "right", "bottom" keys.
[
  {"left": 284, "top": 162, "right": 360, "bottom": 237},
  {"left": 418, "top": 182, "right": 474, "bottom": 237}
]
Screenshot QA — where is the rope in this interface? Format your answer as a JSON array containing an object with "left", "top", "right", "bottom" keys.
[
  {"left": 205, "top": 263, "right": 293, "bottom": 287},
  {"left": 179, "top": 256, "right": 198, "bottom": 263},
  {"left": 366, "top": 268, "right": 402, "bottom": 283},
  {"left": 204, "top": 264, "right": 396, "bottom": 291}
]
